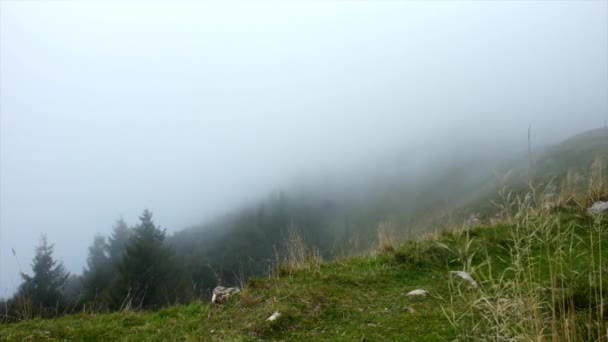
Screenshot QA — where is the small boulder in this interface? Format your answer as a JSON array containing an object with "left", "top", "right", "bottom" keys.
[
  {"left": 267, "top": 311, "right": 281, "bottom": 321},
  {"left": 466, "top": 213, "right": 480, "bottom": 226},
  {"left": 406, "top": 289, "right": 429, "bottom": 297},
  {"left": 588, "top": 201, "right": 608, "bottom": 215},
  {"left": 450, "top": 271, "right": 478, "bottom": 288},
  {"left": 211, "top": 286, "right": 240, "bottom": 304}
]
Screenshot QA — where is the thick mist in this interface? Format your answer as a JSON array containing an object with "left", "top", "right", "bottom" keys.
[{"left": 1, "top": 1, "right": 607, "bottom": 298}]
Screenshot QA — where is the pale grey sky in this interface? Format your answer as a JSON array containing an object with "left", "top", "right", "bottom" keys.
[{"left": 1, "top": 1, "right": 606, "bottom": 297}]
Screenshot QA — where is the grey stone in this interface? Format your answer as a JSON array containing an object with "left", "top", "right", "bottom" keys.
[
  {"left": 588, "top": 201, "right": 608, "bottom": 214},
  {"left": 211, "top": 286, "right": 240, "bottom": 303}
]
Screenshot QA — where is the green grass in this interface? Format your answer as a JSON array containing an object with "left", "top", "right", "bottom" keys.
[{"left": 2, "top": 207, "right": 606, "bottom": 341}]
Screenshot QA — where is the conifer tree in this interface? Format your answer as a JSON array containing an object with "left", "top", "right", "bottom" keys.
[
  {"left": 107, "top": 218, "right": 131, "bottom": 264},
  {"left": 18, "top": 234, "right": 69, "bottom": 312},
  {"left": 115, "top": 209, "right": 184, "bottom": 308},
  {"left": 82, "top": 235, "right": 111, "bottom": 302}
]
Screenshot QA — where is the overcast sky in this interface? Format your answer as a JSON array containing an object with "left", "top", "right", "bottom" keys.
[{"left": 1, "top": 1, "right": 606, "bottom": 298}]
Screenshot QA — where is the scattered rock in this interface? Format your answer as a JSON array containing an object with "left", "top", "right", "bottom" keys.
[
  {"left": 543, "top": 202, "right": 556, "bottom": 211},
  {"left": 267, "top": 311, "right": 281, "bottom": 321},
  {"left": 406, "top": 289, "right": 429, "bottom": 297},
  {"left": 467, "top": 213, "right": 481, "bottom": 225},
  {"left": 450, "top": 271, "right": 478, "bottom": 288},
  {"left": 588, "top": 201, "right": 608, "bottom": 214},
  {"left": 211, "top": 286, "right": 240, "bottom": 304},
  {"left": 402, "top": 306, "right": 416, "bottom": 313}
]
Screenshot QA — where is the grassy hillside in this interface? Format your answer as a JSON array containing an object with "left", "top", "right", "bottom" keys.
[
  {"left": 433, "top": 127, "right": 608, "bottom": 222},
  {"left": 168, "top": 128, "right": 608, "bottom": 296},
  {"left": 2, "top": 206, "right": 607, "bottom": 341},
  {"left": 2, "top": 128, "right": 607, "bottom": 340},
  {"left": 537, "top": 127, "right": 608, "bottom": 178}
]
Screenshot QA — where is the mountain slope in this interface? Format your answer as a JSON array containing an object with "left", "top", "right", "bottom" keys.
[
  {"left": 167, "top": 128, "right": 608, "bottom": 296},
  {"left": 2, "top": 208, "right": 607, "bottom": 341},
  {"left": 2, "top": 128, "right": 607, "bottom": 340}
]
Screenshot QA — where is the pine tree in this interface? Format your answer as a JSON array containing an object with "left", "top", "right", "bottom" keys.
[
  {"left": 82, "top": 235, "right": 111, "bottom": 302},
  {"left": 18, "top": 234, "right": 69, "bottom": 313},
  {"left": 107, "top": 218, "right": 131, "bottom": 264},
  {"left": 115, "top": 209, "right": 184, "bottom": 309}
]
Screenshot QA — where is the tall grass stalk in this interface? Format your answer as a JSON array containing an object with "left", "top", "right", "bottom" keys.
[
  {"left": 444, "top": 190, "right": 608, "bottom": 341},
  {"left": 274, "top": 226, "right": 323, "bottom": 276},
  {"left": 377, "top": 221, "right": 397, "bottom": 252}
]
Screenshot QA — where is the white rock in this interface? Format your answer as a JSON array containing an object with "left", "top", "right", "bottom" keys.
[
  {"left": 450, "top": 271, "right": 478, "bottom": 288},
  {"left": 406, "top": 289, "right": 429, "bottom": 296},
  {"left": 267, "top": 311, "right": 281, "bottom": 321},
  {"left": 543, "top": 202, "right": 556, "bottom": 211},
  {"left": 467, "top": 213, "right": 480, "bottom": 225},
  {"left": 588, "top": 201, "right": 608, "bottom": 214},
  {"left": 211, "top": 286, "right": 240, "bottom": 304}
]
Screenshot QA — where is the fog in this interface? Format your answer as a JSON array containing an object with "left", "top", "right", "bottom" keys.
[{"left": 1, "top": 1, "right": 606, "bottom": 298}]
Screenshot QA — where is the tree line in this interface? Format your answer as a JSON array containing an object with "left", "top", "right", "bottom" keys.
[
  {"left": 2, "top": 209, "right": 190, "bottom": 320},
  {"left": 1, "top": 191, "right": 366, "bottom": 320}
]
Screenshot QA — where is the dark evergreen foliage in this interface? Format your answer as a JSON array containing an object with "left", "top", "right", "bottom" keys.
[
  {"left": 113, "top": 209, "right": 187, "bottom": 309},
  {"left": 16, "top": 235, "right": 69, "bottom": 315},
  {"left": 107, "top": 218, "right": 131, "bottom": 264},
  {"left": 82, "top": 235, "right": 111, "bottom": 304}
]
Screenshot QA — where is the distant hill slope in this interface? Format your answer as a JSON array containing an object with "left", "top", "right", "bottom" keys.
[
  {"left": 535, "top": 127, "right": 608, "bottom": 181},
  {"left": 168, "top": 127, "right": 608, "bottom": 296},
  {"left": 440, "top": 127, "right": 608, "bottom": 220}
]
